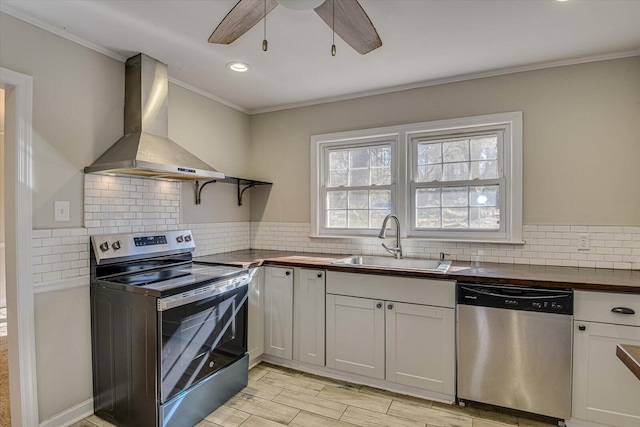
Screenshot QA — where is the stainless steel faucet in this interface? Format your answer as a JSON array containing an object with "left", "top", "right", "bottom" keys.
[{"left": 378, "top": 214, "right": 403, "bottom": 259}]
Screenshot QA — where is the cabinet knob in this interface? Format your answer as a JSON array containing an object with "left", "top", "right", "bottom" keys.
[
  {"left": 376, "top": 302, "right": 382, "bottom": 309},
  {"left": 285, "top": 271, "right": 291, "bottom": 276},
  {"left": 578, "top": 324, "right": 586, "bottom": 331},
  {"left": 317, "top": 272, "right": 322, "bottom": 278},
  {"left": 387, "top": 303, "right": 394, "bottom": 310},
  {"left": 611, "top": 307, "right": 635, "bottom": 315}
]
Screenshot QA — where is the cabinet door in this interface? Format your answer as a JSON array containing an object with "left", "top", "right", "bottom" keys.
[
  {"left": 386, "top": 302, "right": 455, "bottom": 394},
  {"left": 264, "top": 267, "right": 293, "bottom": 359},
  {"left": 326, "top": 294, "right": 385, "bottom": 379},
  {"left": 247, "top": 268, "right": 264, "bottom": 364},
  {"left": 294, "top": 269, "right": 326, "bottom": 366},
  {"left": 572, "top": 321, "right": 640, "bottom": 427}
]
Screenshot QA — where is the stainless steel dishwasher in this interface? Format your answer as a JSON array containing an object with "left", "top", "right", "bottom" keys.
[{"left": 456, "top": 283, "right": 573, "bottom": 423}]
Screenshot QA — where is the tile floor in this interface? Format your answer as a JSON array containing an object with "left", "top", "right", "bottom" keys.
[{"left": 73, "top": 362, "right": 555, "bottom": 427}]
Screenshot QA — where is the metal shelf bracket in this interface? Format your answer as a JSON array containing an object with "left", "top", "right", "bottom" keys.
[{"left": 194, "top": 176, "right": 272, "bottom": 206}]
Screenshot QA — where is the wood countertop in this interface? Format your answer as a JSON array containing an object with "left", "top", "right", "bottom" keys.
[
  {"left": 194, "top": 249, "right": 640, "bottom": 294},
  {"left": 617, "top": 345, "right": 640, "bottom": 380}
]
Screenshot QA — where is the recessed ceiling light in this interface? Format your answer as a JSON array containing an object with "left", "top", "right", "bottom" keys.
[
  {"left": 226, "top": 62, "right": 250, "bottom": 73},
  {"left": 557, "top": 0, "right": 569, "bottom": 2}
]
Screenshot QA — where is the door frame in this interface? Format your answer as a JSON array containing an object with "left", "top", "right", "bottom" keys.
[{"left": 1, "top": 67, "right": 39, "bottom": 426}]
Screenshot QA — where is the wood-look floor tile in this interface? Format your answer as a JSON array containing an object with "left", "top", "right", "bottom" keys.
[
  {"left": 83, "top": 415, "right": 118, "bottom": 427},
  {"left": 243, "top": 379, "right": 285, "bottom": 400},
  {"left": 318, "top": 385, "right": 392, "bottom": 413},
  {"left": 239, "top": 415, "right": 288, "bottom": 426},
  {"left": 340, "top": 406, "right": 425, "bottom": 427},
  {"left": 249, "top": 366, "right": 269, "bottom": 382},
  {"left": 272, "top": 388, "right": 348, "bottom": 419},
  {"left": 388, "top": 400, "right": 472, "bottom": 427},
  {"left": 225, "top": 392, "right": 300, "bottom": 424},
  {"left": 431, "top": 402, "right": 518, "bottom": 426},
  {"left": 259, "top": 362, "right": 303, "bottom": 378},
  {"left": 358, "top": 385, "right": 434, "bottom": 406},
  {"left": 300, "top": 372, "right": 362, "bottom": 390},
  {"left": 69, "top": 421, "right": 100, "bottom": 427},
  {"left": 259, "top": 371, "right": 324, "bottom": 396},
  {"left": 516, "top": 417, "right": 556, "bottom": 426},
  {"left": 473, "top": 419, "right": 516, "bottom": 427},
  {"left": 203, "top": 404, "right": 251, "bottom": 427},
  {"left": 290, "top": 411, "right": 360, "bottom": 427}
]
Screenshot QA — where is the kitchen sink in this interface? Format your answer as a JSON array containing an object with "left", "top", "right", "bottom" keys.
[{"left": 331, "top": 256, "right": 452, "bottom": 273}]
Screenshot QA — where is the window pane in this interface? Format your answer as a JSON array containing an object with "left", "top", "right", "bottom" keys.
[
  {"left": 442, "top": 139, "right": 469, "bottom": 163},
  {"left": 329, "top": 170, "right": 347, "bottom": 187},
  {"left": 442, "top": 207, "right": 469, "bottom": 228},
  {"left": 327, "top": 210, "right": 346, "bottom": 228},
  {"left": 349, "top": 169, "right": 370, "bottom": 186},
  {"left": 350, "top": 148, "right": 369, "bottom": 168},
  {"left": 442, "top": 187, "right": 468, "bottom": 207},
  {"left": 348, "top": 190, "right": 368, "bottom": 209},
  {"left": 442, "top": 162, "right": 469, "bottom": 181},
  {"left": 370, "top": 147, "right": 391, "bottom": 167},
  {"left": 370, "top": 209, "right": 391, "bottom": 229},
  {"left": 370, "top": 190, "right": 391, "bottom": 209},
  {"left": 416, "top": 188, "right": 441, "bottom": 207},
  {"left": 371, "top": 168, "right": 391, "bottom": 185},
  {"left": 329, "top": 150, "right": 348, "bottom": 170},
  {"left": 416, "top": 208, "right": 441, "bottom": 228},
  {"left": 417, "top": 164, "right": 442, "bottom": 182},
  {"left": 470, "top": 207, "right": 500, "bottom": 229},
  {"left": 348, "top": 210, "right": 369, "bottom": 228},
  {"left": 417, "top": 143, "right": 442, "bottom": 165},
  {"left": 470, "top": 160, "right": 498, "bottom": 179},
  {"left": 470, "top": 137, "right": 498, "bottom": 160},
  {"left": 469, "top": 186, "right": 499, "bottom": 207},
  {"left": 327, "top": 191, "right": 347, "bottom": 209}
]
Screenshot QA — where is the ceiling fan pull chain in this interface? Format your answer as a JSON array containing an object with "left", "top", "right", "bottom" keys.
[
  {"left": 262, "top": 0, "right": 268, "bottom": 51},
  {"left": 331, "top": 0, "right": 336, "bottom": 56}
]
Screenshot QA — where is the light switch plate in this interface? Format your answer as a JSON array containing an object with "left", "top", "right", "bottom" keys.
[{"left": 54, "top": 201, "right": 70, "bottom": 222}]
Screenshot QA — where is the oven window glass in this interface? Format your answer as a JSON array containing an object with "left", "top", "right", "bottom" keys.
[{"left": 159, "top": 285, "right": 247, "bottom": 402}]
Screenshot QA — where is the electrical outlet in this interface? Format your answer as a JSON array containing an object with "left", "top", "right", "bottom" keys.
[
  {"left": 54, "top": 201, "right": 70, "bottom": 222},
  {"left": 577, "top": 234, "right": 590, "bottom": 250}
]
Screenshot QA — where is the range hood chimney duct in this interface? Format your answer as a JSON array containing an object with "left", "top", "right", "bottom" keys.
[{"left": 85, "top": 54, "right": 224, "bottom": 181}]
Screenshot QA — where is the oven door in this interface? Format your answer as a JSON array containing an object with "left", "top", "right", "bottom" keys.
[{"left": 158, "top": 283, "right": 248, "bottom": 403}]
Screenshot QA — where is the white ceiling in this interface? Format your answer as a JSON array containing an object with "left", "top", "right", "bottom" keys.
[{"left": 2, "top": 0, "right": 640, "bottom": 114}]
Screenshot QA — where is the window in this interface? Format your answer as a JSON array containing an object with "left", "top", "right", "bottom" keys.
[
  {"left": 312, "top": 136, "right": 397, "bottom": 236},
  {"left": 311, "top": 112, "right": 522, "bottom": 243}
]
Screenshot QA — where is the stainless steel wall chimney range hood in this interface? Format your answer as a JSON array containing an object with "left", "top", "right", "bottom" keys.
[{"left": 85, "top": 54, "right": 224, "bottom": 181}]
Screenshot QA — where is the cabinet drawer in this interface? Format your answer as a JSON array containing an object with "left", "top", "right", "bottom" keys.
[{"left": 575, "top": 291, "right": 640, "bottom": 326}]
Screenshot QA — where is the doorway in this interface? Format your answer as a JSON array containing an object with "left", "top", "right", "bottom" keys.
[
  {"left": 1, "top": 67, "right": 38, "bottom": 427},
  {"left": 0, "top": 87, "right": 8, "bottom": 426}
]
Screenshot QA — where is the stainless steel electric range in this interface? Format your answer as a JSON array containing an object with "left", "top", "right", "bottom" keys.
[{"left": 90, "top": 230, "right": 250, "bottom": 427}]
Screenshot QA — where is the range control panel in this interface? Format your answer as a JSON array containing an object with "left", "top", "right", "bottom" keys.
[{"left": 91, "top": 230, "right": 195, "bottom": 264}]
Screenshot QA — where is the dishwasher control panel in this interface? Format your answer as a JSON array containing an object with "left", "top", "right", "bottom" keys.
[{"left": 457, "top": 283, "right": 573, "bottom": 315}]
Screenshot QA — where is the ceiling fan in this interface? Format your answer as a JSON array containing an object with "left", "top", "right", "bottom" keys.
[{"left": 208, "top": 0, "right": 382, "bottom": 55}]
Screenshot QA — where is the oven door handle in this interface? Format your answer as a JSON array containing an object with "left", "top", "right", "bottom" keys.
[{"left": 157, "top": 275, "right": 248, "bottom": 311}]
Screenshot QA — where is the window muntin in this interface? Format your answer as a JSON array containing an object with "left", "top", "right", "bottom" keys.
[{"left": 322, "top": 142, "right": 395, "bottom": 233}]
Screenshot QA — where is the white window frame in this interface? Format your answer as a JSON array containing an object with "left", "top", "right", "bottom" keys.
[{"left": 310, "top": 112, "right": 523, "bottom": 243}]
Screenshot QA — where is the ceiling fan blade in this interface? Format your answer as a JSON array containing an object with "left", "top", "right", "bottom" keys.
[
  {"left": 314, "top": 0, "right": 382, "bottom": 54},
  {"left": 209, "top": 0, "right": 278, "bottom": 44}
]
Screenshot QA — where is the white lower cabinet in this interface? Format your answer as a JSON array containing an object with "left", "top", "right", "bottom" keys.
[
  {"left": 263, "top": 266, "right": 294, "bottom": 359},
  {"left": 247, "top": 268, "right": 265, "bottom": 364},
  {"left": 293, "top": 269, "right": 325, "bottom": 366},
  {"left": 572, "top": 291, "right": 640, "bottom": 427},
  {"left": 325, "top": 271, "right": 455, "bottom": 396}
]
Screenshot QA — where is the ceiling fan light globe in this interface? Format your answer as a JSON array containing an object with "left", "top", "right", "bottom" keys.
[{"left": 277, "top": 0, "right": 325, "bottom": 11}]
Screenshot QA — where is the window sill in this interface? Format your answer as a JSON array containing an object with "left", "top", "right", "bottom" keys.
[{"left": 309, "top": 233, "right": 526, "bottom": 245}]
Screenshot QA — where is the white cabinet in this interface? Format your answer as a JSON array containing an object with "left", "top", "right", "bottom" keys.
[
  {"left": 293, "top": 269, "right": 325, "bottom": 366},
  {"left": 325, "top": 271, "right": 455, "bottom": 396},
  {"left": 247, "top": 268, "right": 264, "bottom": 365},
  {"left": 572, "top": 291, "right": 640, "bottom": 427},
  {"left": 263, "top": 266, "right": 294, "bottom": 359}
]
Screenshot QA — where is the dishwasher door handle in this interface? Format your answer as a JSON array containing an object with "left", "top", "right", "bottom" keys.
[{"left": 611, "top": 307, "right": 635, "bottom": 315}]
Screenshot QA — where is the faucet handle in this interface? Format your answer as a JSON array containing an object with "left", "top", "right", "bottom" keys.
[{"left": 439, "top": 252, "right": 450, "bottom": 261}]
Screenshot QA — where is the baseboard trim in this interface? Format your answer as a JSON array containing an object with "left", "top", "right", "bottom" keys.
[
  {"left": 39, "top": 398, "right": 93, "bottom": 427},
  {"left": 33, "top": 275, "right": 89, "bottom": 294}
]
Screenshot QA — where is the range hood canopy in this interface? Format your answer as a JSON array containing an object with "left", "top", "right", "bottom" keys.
[{"left": 85, "top": 54, "right": 224, "bottom": 181}]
